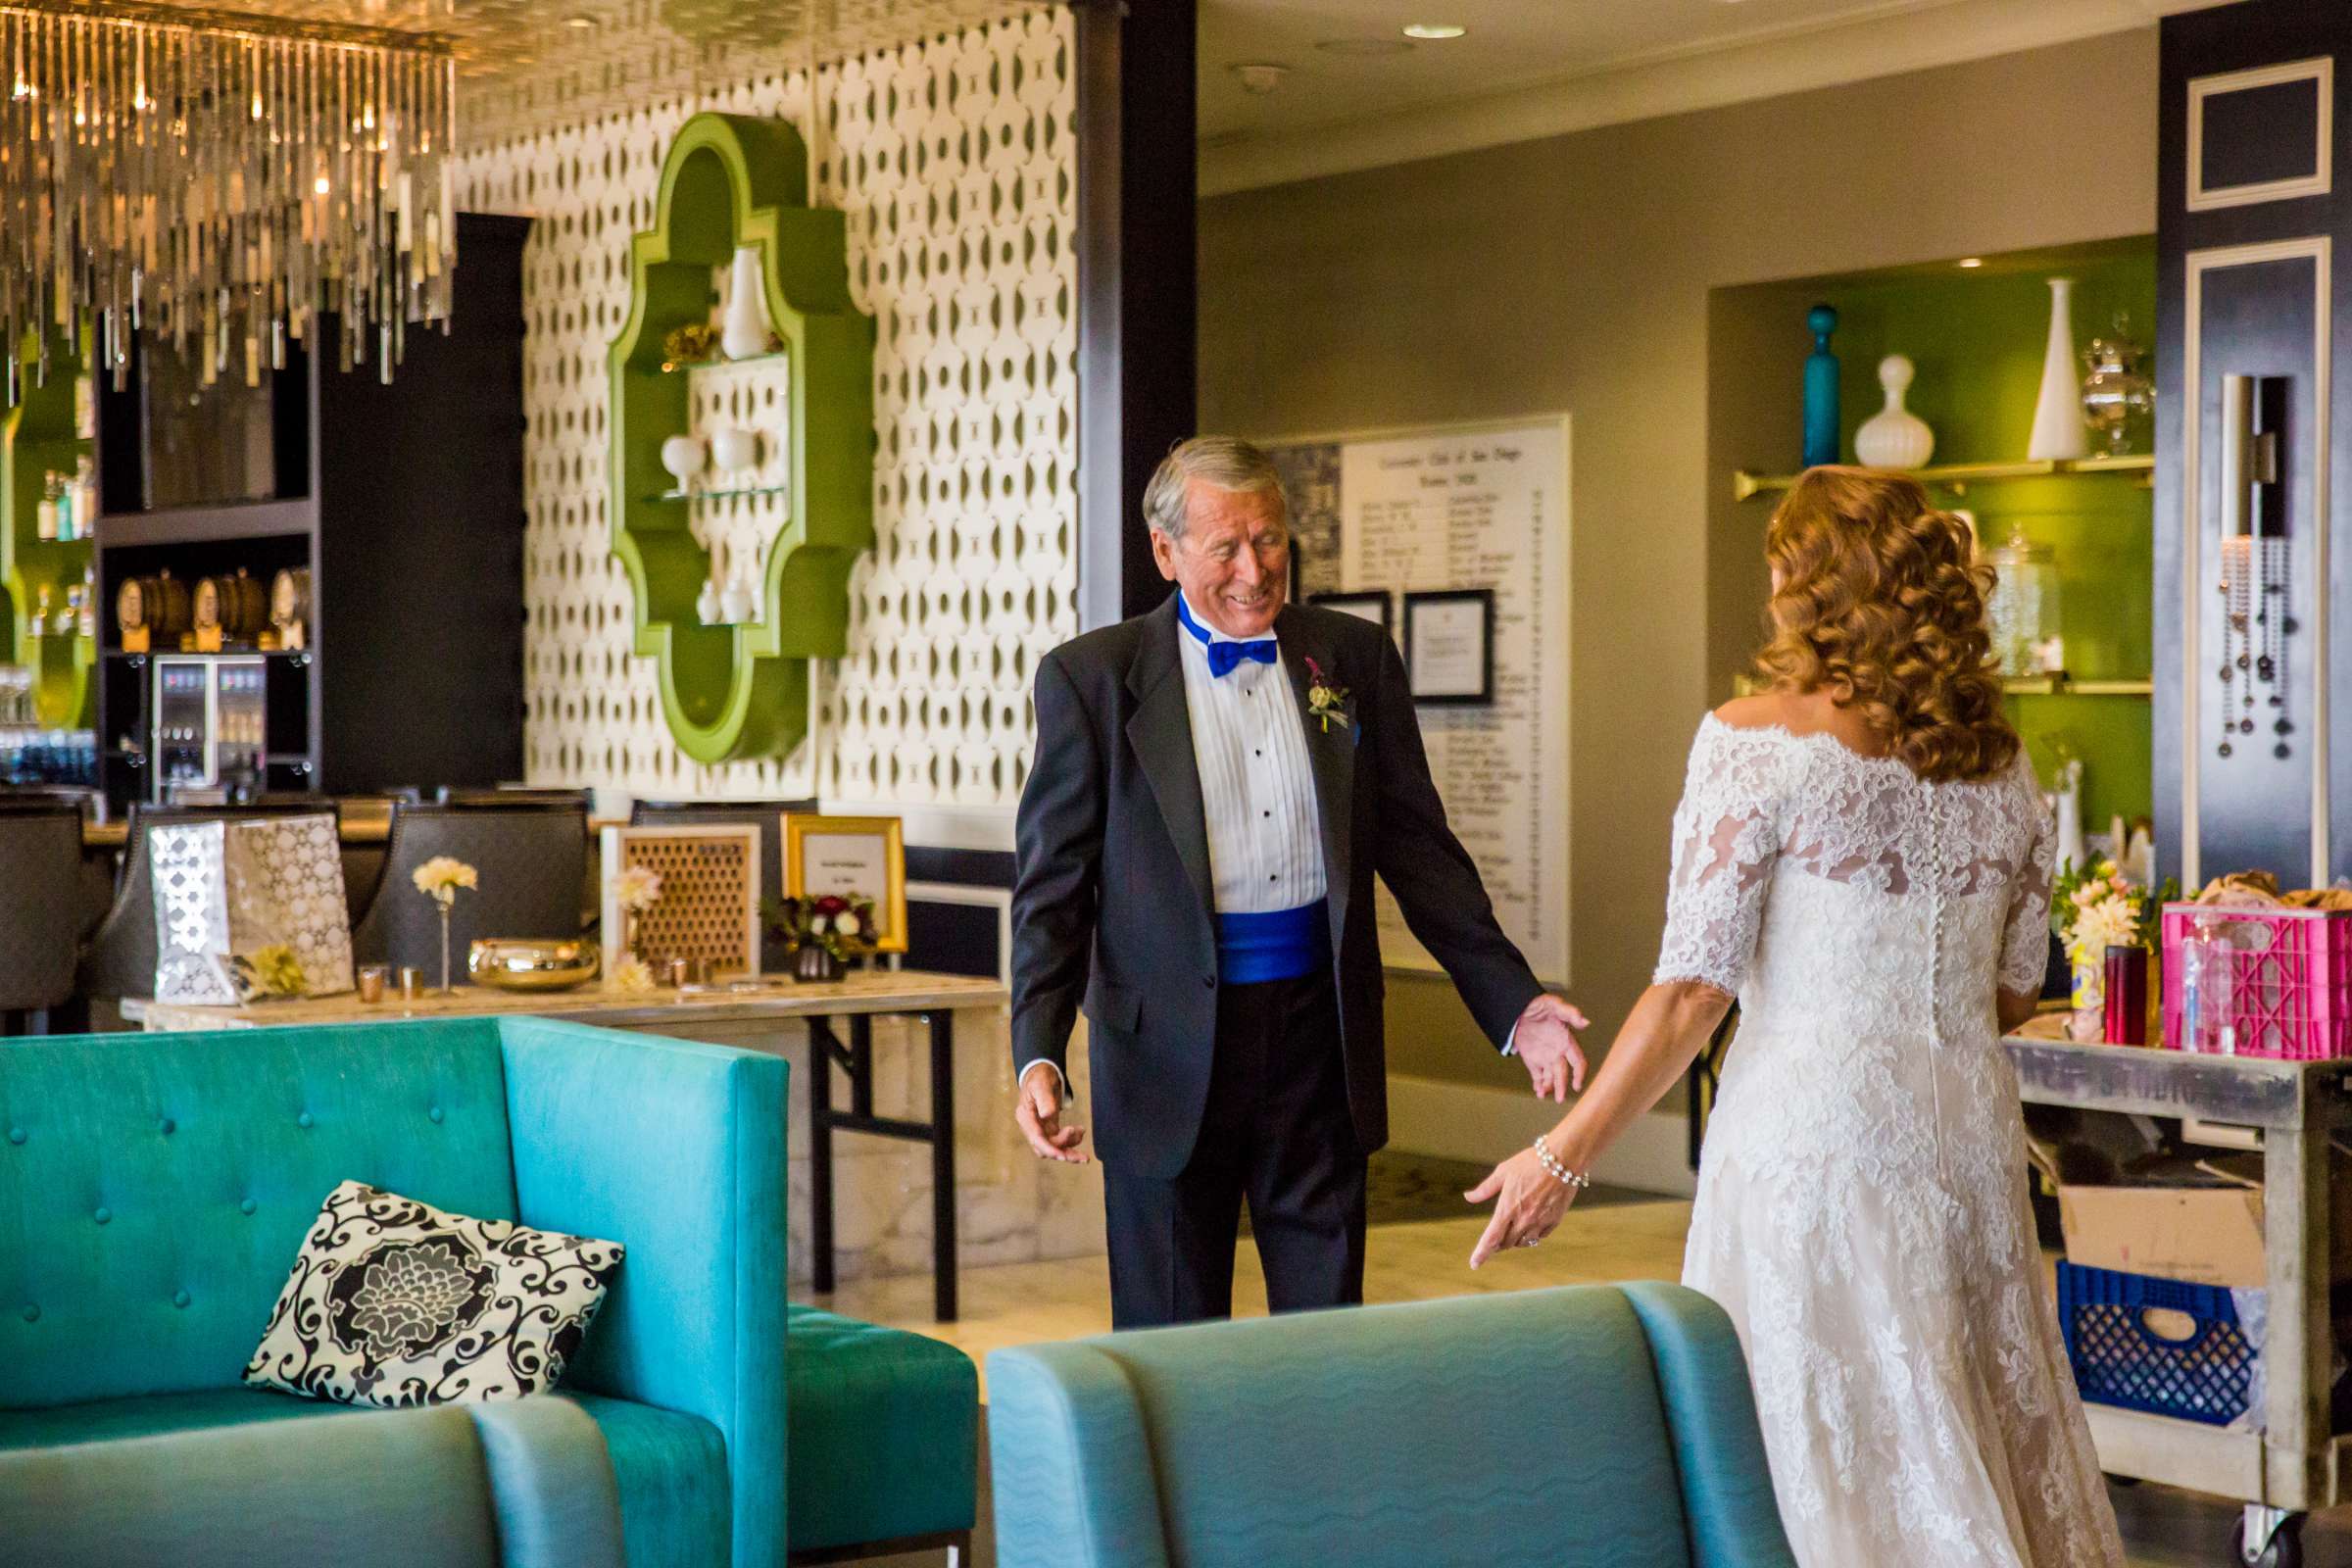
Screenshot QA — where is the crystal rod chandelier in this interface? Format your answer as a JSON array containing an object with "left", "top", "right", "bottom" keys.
[{"left": 0, "top": 0, "right": 457, "bottom": 407}]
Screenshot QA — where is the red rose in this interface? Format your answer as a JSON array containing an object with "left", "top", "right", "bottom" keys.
[{"left": 814, "top": 895, "right": 849, "bottom": 915}]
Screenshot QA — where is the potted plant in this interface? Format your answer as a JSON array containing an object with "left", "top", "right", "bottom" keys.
[{"left": 765, "top": 893, "right": 875, "bottom": 983}]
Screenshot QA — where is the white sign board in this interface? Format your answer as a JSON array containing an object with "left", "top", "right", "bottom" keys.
[{"left": 1268, "top": 416, "right": 1572, "bottom": 986}]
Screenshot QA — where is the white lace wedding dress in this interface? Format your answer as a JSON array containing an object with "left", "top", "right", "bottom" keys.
[{"left": 1659, "top": 714, "right": 2124, "bottom": 1567}]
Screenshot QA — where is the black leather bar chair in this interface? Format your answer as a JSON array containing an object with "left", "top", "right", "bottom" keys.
[
  {"left": 628, "top": 798, "right": 815, "bottom": 972},
  {"left": 77, "top": 801, "right": 341, "bottom": 1023},
  {"left": 0, "top": 800, "right": 89, "bottom": 1034},
  {"left": 350, "top": 802, "right": 590, "bottom": 973}
]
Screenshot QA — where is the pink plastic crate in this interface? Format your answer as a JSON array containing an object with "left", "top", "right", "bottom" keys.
[{"left": 2160, "top": 904, "right": 2352, "bottom": 1059}]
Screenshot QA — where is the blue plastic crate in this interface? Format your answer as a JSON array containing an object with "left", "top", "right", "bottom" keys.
[{"left": 2056, "top": 1261, "right": 2257, "bottom": 1427}]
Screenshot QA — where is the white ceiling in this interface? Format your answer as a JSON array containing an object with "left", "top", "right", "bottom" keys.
[{"left": 1199, "top": 0, "right": 2227, "bottom": 193}]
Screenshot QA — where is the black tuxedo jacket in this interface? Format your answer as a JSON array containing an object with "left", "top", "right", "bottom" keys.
[{"left": 1010, "top": 595, "right": 1543, "bottom": 1179}]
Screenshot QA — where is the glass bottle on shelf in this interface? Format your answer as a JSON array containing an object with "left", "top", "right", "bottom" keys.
[
  {"left": 76, "top": 565, "right": 96, "bottom": 640},
  {"left": 30, "top": 585, "right": 52, "bottom": 641},
  {"left": 1984, "top": 523, "right": 2062, "bottom": 677},
  {"left": 35, "top": 475, "right": 59, "bottom": 542}
]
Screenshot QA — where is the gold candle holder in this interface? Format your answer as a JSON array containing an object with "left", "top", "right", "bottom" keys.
[
  {"left": 397, "top": 966, "right": 424, "bottom": 1001},
  {"left": 356, "top": 965, "right": 389, "bottom": 1004}
]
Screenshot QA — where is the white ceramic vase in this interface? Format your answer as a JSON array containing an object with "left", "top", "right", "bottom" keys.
[
  {"left": 719, "top": 572, "right": 758, "bottom": 625},
  {"left": 2028, "top": 276, "right": 2088, "bottom": 461},
  {"left": 660, "top": 434, "right": 707, "bottom": 490},
  {"left": 1854, "top": 355, "right": 1935, "bottom": 469},
  {"left": 722, "top": 246, "right": 768, "bottom": 360}
]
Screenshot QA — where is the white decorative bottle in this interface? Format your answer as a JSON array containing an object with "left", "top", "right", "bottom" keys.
[
  {"left": 722, "top": 246, "right": 769, "bottom": 360},
  {"left": 2028, "top": 276, "right": 2088, "bottom": 461},
  {"left": 1854, "top": 354, "right": 1935, "bottom": 469}
]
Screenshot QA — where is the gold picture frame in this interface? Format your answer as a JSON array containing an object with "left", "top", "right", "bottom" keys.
[{"left": 781, "top": 814, "right": 907, "bottom": 955}]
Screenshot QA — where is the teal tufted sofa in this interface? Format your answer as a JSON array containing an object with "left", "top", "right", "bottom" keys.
[
  {"left": 0, "top": 1016, "right": 977, "bottom": 1568},
  {"left": 987, "top": 1281, "right": 1796, "bottom": 1568}
]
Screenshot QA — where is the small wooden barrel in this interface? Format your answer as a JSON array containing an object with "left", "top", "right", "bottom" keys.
[
  {"left": 116, "top": 573, "right": 192, "bottom": 640},
  {"left": 194, "top": 571, "right": 268, "bottom": 638},
  {"left": 269, "top": 567, "right": 312, "bottom": 630}
]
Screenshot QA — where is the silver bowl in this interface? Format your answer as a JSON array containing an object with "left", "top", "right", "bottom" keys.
[{"left": 468, "top": 938, "right": 601, "bottom": 992}]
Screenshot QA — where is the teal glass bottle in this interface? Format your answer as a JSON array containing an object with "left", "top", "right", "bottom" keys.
[{"left": 1802, "top": 303, "right": 1839, "bottom": 468}]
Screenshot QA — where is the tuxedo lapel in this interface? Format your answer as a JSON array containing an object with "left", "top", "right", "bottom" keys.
[
  {"left": 1278, "top": 606, "right": 1355, "bottom": 946},
  {"left": 1124, "top": 597, "right": 1215, "bottom": 919}
]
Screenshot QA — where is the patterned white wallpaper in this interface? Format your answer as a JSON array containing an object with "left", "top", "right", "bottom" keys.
[{"left": 453, "top": 5, "right": 1076, "bottom": 807}]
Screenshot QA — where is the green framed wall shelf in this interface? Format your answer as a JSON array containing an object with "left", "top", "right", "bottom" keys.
[
  {"left": 0, "top": 327, "right": 96, "bottom": 729},
  {"left": 609, "top": 112, "right": 876, "bottom": 764},
  {"left": 1710, "top": 236, "right": 2158, "bottom": 831}
]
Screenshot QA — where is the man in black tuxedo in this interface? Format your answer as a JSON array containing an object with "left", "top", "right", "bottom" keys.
[{"left": 1009, "top": 436, "right": 1589, "bottom": 1329}]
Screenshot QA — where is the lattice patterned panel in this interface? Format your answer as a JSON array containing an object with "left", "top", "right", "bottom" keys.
[
  {"left": 453, "top": 6, "right": 1076, "bottom": 807},
  {"left": 602, "top": 825, "right": 760, "bottom": 973}
]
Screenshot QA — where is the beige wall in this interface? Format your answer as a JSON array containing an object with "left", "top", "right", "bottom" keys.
[{"left": 1199, "top": 32, "right": 2159, "bottom": 1095}]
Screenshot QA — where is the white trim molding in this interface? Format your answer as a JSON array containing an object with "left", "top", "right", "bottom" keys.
[
  {"left": 2180, "top": 236, "right": 2332, "bottom": 889},
  {"left": 2186, "top": 57, "right": 2334, "bottom": 212},
  {"left": 1384, "top": 1073, "right": 1697, "bottom": 1200},
  {"left": 1200, "top": 0, "right": 2217, "bottom": 197}
]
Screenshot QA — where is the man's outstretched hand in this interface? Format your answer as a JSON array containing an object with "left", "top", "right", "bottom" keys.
[
  {"left": 1014, "top": 1064, "right": 1090, "bottom": 1163},
  {"left": 1514, "top": 994, "right": 1591, "bottom": 1102}
]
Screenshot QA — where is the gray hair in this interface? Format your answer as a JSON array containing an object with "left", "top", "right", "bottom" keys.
[{"left": 1143, "top": 436, "right": 1287, "bottom": 541}]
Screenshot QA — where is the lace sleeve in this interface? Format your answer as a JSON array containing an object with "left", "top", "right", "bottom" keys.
[
  {"left": 1998, "top": 751, "right": 2057, "bottom": 996},
  {"left": 1652, "top": 718, "right": 1788, "bottom": 996}
]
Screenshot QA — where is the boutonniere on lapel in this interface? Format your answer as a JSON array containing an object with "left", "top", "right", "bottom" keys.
[{"left": 1303, "top": 656, "right": 1351, "bottom": 734}]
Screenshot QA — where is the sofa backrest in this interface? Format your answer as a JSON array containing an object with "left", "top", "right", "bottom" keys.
[
  {"left": 990, "top": 1285, "right": 1699, "bottom": 1568},
  {"left": 0, "top": 1019, "right": 518, "bottom": 1409}
]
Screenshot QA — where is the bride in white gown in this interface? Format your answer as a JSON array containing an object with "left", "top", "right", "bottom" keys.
[{"left": 1469, "top": 466, "right": 2125, "bottom": 1566}]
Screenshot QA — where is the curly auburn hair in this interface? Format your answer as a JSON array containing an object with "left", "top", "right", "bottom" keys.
[{"left": 1753, "top": 466, "right": 2018, "bottom": 784}]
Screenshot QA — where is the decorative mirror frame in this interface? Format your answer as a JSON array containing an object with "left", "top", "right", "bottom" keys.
[{"left": 608, "top": 112, "right": 875, "bottom": 763}]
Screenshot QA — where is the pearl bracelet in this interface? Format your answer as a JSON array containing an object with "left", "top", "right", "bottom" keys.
[{"left": 1532, "top": 1136, "right": 1592, "bottom": 1190}]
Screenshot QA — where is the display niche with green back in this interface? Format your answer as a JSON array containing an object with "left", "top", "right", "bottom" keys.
[
  {"left": 610, "top": 112, "right": 875, "bottom": 763},
  {"left": 0, "top": 327, "right": 96, "bottom": 729},
  {"left": 1723, "top": 239, "right": 2157, "bottom": 832}
]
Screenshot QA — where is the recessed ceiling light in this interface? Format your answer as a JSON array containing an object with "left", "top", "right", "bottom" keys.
[
  {"left": 1956, "top": 257, "right": 1984, "bottom": 269},
  {"left": 564, "top": 13, "right": 595, "bottom": 26},
  {"left": 1401, "top": 23, "right": 1468, "bottom": 41},
  {"left": 1316, "top": 37, "right": 1412, "bottom": 57}
]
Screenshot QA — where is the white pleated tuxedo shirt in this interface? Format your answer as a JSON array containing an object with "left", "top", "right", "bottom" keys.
[{"left": 1173, "top": 591, "right": 1328, "bottom": 913}]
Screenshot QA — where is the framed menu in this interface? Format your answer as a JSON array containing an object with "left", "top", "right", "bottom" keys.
[
  {"left": 1265, "top": 416, "right": 1571, "bottom": 985},
  {"left": 782, "top": 814, "right": 908, "bottom": 954}
]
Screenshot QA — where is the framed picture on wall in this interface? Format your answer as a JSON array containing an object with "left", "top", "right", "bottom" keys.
[
  {"left": 783, "top": 814, "right": 908, "bottom": 954},
  {"left": 1308, "top": 590, "right": 1393, "bottom": 637},
  {"left": 1402, "top": 589, "right": 1495, "bottom": 705}
]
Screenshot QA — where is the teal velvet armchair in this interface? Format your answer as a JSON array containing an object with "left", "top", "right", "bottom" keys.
[
  {"left": 987, "top": 1282, "right": 1796, "bottom": 1568},
  {"left": 0, "top": 1017, "right": 791, "bottom": 1568}
]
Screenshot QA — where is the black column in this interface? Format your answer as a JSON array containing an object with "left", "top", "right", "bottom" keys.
[{"left": 1074, "top": 0, "right": 1197, "bottom": 630}]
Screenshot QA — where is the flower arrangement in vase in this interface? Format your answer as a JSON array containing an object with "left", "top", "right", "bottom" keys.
[
  {"left": 412, "top": 857, "right": 478, "bottom": 994},
  {"left": 765, "top": 893, "right": 875, "bottom": 983},
  {"left": 607, "top": 864, "right": 665, "bottom": 993},
  {"left": 228, "top": 943, "right": 307, "bottom": 1003},
  {"left": 2052, "top": 858, "right": 2177, "bottom": 1043}
]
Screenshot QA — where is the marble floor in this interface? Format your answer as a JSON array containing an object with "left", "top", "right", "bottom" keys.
[{"left": 824, "top": 1159, "right": 2352, "bottom": 1567}]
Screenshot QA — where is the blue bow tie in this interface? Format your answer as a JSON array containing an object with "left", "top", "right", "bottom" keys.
[{"left": 1176, "top": 595, "right": 1277, "bottom": 678}]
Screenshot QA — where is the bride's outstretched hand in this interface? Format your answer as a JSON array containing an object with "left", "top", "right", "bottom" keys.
[{"left": 1466, "top": 1144, "right": 1577, "bottom": 1268}]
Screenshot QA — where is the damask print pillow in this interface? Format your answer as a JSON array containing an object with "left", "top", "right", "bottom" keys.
[{"left": 245, "top": 1180, "right": 625, "bottom": 1408}]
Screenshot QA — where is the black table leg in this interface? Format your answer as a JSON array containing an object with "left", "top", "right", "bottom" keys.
[
  {"left": 929, "top": 1010, "right": 957, "bottom": 1322},
  {"left": 809, "top": 1014, "right": 836, "bottom": 1297}
]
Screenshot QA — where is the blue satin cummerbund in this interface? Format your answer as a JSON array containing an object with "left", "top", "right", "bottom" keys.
[{"left": 1215, "top": 900, "right": 1332, "bottom": 985}]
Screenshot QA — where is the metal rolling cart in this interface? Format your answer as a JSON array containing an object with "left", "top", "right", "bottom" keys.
[{"left": 2005, "top": 1019, "right": 2352, "bottom": 1568}]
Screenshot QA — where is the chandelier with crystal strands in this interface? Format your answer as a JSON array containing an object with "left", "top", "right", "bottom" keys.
[{"left": 0, "top": 0, "right": 457, "bottom": 408}]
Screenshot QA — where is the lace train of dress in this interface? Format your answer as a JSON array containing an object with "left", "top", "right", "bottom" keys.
[{"left": 1656, "top": 714, "right": 2124, "bottom": 1568}]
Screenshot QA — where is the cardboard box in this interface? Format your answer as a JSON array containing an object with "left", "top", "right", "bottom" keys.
[{"left": 2059, "top": 1154, "right": 2352, "bottom": 1290}]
